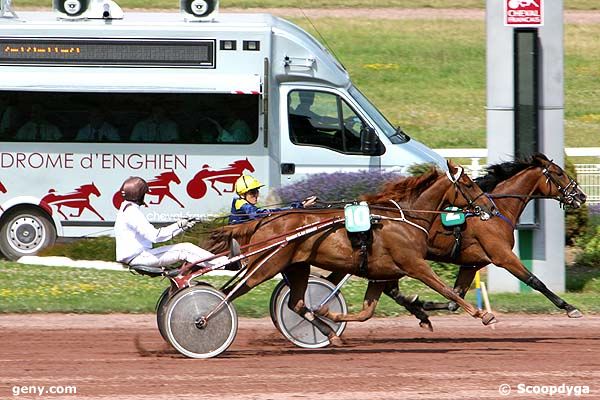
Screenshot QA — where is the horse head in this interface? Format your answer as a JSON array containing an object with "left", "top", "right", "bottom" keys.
[
  {"left": 81, "top": 183, "right": 101, "bottom": 198},
  {"left": 232, "top": 158, "right": 255, "bottom": 174},
  {"left": 156, "top": 170, "right": 181, "bottom": 185},
  {"left": 533, "top": 153, "right": 587, "bottom": 208},
  {"left": 445, "top": 160, "right": 494, "bottom": 219}
]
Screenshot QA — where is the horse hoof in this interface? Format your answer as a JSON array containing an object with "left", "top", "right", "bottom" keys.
[
  {"left": 328, "top": 335, "right": 344, "bottom": 347},
  {"left": 567, "top": 309, "right": 583, "bottom": 318},
  {"left": 419, "top": 320, "right": 434, "bottom": 332},
  {"left": 482, "top": 312, "right": 497, "bottom": 326}
]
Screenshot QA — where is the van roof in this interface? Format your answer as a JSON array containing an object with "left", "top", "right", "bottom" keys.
[{"left": 0, "top": 11, "right": 278, "bottom": 32}]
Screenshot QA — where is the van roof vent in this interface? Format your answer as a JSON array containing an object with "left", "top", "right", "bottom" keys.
[{"left": 53, "top": 0, "right": 124, "bottom": 20}]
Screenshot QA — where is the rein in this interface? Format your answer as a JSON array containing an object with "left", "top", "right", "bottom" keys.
[{"left": 371, "top": 200, "right": 429, "bottom": 236}]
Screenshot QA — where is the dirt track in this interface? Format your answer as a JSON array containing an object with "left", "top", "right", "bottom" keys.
[{"left": 1, "top": 314, "right": 599, "bottom": 399}]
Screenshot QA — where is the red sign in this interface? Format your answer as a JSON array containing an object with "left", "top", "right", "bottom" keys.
[{"left": 505, "top": 0, "right": 544, "bottom": 26}]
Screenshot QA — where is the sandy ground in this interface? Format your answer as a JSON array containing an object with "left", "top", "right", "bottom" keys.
[{"left": 0, "top": 313, "right": 599, "bottom": 399}]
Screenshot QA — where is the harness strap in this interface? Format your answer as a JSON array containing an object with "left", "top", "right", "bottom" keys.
[
  {"left": 373, "top": 200, "right": 429, "bottom": 237},
  {"left": 450, "top": 226, "right": 462, "bottom": 260},
  {"left": 485, "top": 194, "right": 517, "bottom": 229}
]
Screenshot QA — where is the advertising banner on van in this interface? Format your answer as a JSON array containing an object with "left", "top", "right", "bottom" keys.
[
  {"left": 504, "top": 0, "right": 544, "bottom": 26},
  {"left": 0, "top": 151, "right": 259, "bottom": 223}
]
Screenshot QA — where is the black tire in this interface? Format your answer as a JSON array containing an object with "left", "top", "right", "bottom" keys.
[
  {"left": 156, "top": 286, "right": 173, "bottom": 342},
  {"left": 0, "top": 207, "right": 56, "bottom": 260},
  {"left": 268, "top": 278, "right": 288, "bottom": 332}
]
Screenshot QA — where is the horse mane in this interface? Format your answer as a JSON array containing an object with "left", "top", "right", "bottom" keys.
[
  {"left": 155, "top": 171, "right": 172, "bottom": 179},
  {"left": 361, "top": 167, "right": 442, "bottom": 203},
  {"left": 475, "top": 153, "right": 549, "bottom": 192},
  {"left": 75, "top": 184, "right": 92, "bottom": 192}
]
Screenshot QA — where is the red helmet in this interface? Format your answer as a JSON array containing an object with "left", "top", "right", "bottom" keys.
[{"left": 120, "top": 176, "right": 149, "bottom": 205}]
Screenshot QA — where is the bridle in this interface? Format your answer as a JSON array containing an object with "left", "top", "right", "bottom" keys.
[
  {"left": 446, "top": 166, "right": 491, "bottom": 220},
  {"left": 541, "top": 159, "right": 583, "bottom": 208}
]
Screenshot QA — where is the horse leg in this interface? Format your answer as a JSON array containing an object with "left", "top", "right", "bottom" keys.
[
  {"left": 405, "top": 259, "right": 496, "bottom": 325},
  {"left": 320, "top": 280, "right": 385, "bottom": 323},
  {"left": 149, "top": 195, "right": 161, "bottom": 205},
  {"left": 56, "top": 206, "right": 68, "bottom": 220},
  {"left": 324, "top": 271, "right": 347, "bottom": 285},
  {"left": 85, "top": 205, "right": 105, "bottom": 221},
  {"left": 382, "top": 280, "right": 434, "bottom": 331},
  {"left": 209, "top": 180, "right": 223, "bottom": 196},
  {"left": 494, "top": 251, "right": 582, "bottom": 318},
  {"left": 421, "top": 266, "right": 480, "bottom": 312},
  {"left": 285, "top": 263, "right": 342, "bottom": 345},
  {"left": 166, "top": 192, "right": 185, "bottom": 208}
]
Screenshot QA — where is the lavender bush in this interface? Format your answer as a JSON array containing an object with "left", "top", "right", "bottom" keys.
[
  {"left": 275, "top": 170, "right": 404, "bottom": 204},
  {"left": 589, "top": 203, "right": 600, "bottom": 217}
]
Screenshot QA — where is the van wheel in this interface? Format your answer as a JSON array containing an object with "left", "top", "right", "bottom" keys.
[{"left": 0, "top": 208, "right": 56, "bottom": 260}]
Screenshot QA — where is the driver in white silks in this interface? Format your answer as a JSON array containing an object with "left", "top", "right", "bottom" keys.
[{"left": 114, "top": 176, "right": 234, "bottom": 269}]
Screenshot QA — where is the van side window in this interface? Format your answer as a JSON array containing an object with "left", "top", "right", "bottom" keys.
[
  {"left": 0, "top": 91, "right": 259, "bottom": 145},
  {"left": 288, "top": 90, "right": 379, "bottom": 155}
]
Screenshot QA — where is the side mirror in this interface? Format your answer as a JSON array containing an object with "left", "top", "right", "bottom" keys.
[{"left": 360, "top": 126, "right": 378, "bottom": 155}]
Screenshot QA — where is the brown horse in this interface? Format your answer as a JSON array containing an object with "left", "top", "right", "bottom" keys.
[
  {"left": 206, "top": 162, "right": 497, "bottom": 344},
  {"left": 369, "top": 153, "right": 587, "bottom": 330}
]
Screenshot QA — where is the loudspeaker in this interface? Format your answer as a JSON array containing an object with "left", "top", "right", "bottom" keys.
[
  {"left": 180, "top": 0, "right": 218, "bottom": 21},
  {"left": 53, "top": 0, "right": 123, "bottom": 19},
  {"left": 53, "top": 0, "right": 89, "bottom": 17}
]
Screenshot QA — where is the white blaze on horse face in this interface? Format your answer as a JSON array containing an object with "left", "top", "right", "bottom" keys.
[
  {"left": 453, "top": 166, "right": 463, "bottom": 182},
  {"left": 445, "top": 165, "right": 463, "bottom": 184}
]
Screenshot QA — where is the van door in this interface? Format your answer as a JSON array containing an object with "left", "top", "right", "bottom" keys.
[{"left": 279, "top": 86, "right": 382, "bottom": 186}]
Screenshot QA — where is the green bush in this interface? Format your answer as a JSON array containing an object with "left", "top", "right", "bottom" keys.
[
  {"left": 564, "top": 156, "right": 589, "bottom": 245},
  {"left": 39, "top": 218, "right": 228, "bottom": 262},
  {"left": 575, "top": 225, "right": 600, "bottom": 268},
  {"left": 40, "top": 236, "right": 116, "bottom": 261}
]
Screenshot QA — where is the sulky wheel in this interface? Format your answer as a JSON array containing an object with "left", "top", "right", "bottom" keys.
[
  {"left": 155, "top": 285, "right": 175, "bottom": 342},
  {"left": 268, "top": 277, "right": 288, "bottom": 332},
  {"left": 164, "top": 285, "right": 237, "bottom": 359},
  {"left": 273, "top": 275, "right": 347, "bottom": 349}
]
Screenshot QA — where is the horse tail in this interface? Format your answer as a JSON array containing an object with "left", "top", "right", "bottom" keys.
[{"left": 202, "top": 221, "right": 259, "bottom": 253}]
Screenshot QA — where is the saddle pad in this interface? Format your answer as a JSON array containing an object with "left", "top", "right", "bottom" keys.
[
  {"left": 344, "top": 202, "right": 371, "bottom": 232},
  {"left": 441, "top": 206, "right": 466, "bottom": 227}
]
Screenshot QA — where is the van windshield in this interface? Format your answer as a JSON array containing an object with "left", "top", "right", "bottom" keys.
[{"left": 348, "top": 86, "right": 409, "bottom": 144}]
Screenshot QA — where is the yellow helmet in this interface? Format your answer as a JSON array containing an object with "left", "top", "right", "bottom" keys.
[{"left": 235, "top": 175, "right": 264, "bottom": 196}]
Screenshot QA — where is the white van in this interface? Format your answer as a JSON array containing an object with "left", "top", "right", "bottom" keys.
[{"left": 0, "top": 3, "right": 445, "bottom": 259}]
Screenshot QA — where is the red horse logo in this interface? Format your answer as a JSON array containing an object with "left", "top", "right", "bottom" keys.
[
  {"left": 0, "top": 181, "right": 6, "bottom": 212},
  {"left": 187, "top": 158, "right": 255, "bottom": 199},
  {"left": 40, "top": 183, "right": 104, "bottom": 221},
  {"left": 113, "top": 171, "right": 184, "bottom": 209}
]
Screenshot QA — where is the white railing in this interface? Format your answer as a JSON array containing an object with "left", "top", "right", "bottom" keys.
[{"left": 433, "top": 147, "right": 600, "bottom": 204}]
